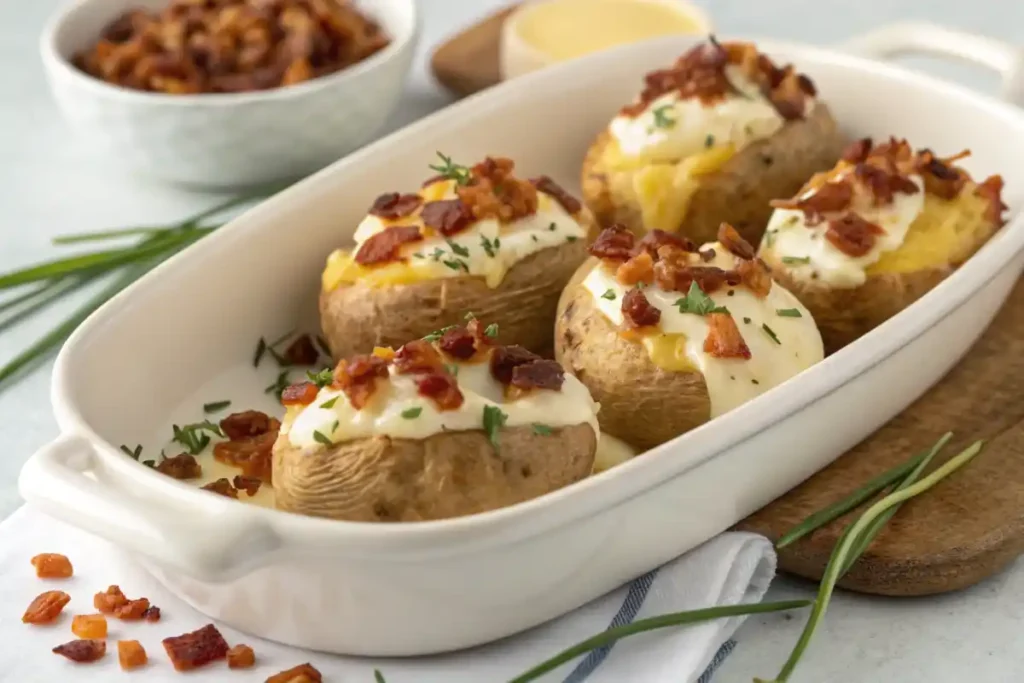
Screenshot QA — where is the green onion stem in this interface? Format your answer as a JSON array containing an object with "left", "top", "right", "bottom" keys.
[
  {"left": 0, "top": 281, "right": 61, "bottom": 315},
  {"left": 508, "top": 600, "right": 812, "bottom": 683},
  {"left": 52, "top": 226, "right": 169, "bottom": 245},
  {"left": 760, "top": 438, "right": 985, "bottom": 683},
  {"left": 0, "top": 276, "right": 95, "bottom": 336}
]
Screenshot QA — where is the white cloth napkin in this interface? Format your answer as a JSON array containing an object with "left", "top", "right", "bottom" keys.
[{"left": 0, "top": 506, "right": 775, "bottom": 683}]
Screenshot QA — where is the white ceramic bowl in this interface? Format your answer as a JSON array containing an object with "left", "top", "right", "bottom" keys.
[
  {"left": 18, "top": 22, "right": 1024, "bottom": 657},
  {"left": 40, "top": 0, "right": 419, "bottom": 188}
]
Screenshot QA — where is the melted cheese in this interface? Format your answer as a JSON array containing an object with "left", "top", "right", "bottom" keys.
[
  {"left": 583, "top": 244, "right": 823, "bottom": 418},
  {"left": 761, "top": 176, "right": 926, "bottom": 287},
  {"left": 322, "top": 183, "right": 587, "bottom": 292}
]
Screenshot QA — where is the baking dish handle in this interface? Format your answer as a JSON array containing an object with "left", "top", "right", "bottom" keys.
[
  {"left": 18, "top": 434, "right": 280, "bottom": 582},
  {"left": 841, "top": 22, "right": 1024, "bottom": 105}
]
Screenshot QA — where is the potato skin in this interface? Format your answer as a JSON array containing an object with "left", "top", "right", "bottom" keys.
[
  {"left": 554, "top": 261, "right": 710, "bottom": 452},
  {"left": 581, "top": 104, "right": 846, "bottom": 245},
  {"left": 320, "top": 238, "right": 588, "bottom": 359},
  {"left": 272, "top": 424, "right": 597, "bottom": 522}
]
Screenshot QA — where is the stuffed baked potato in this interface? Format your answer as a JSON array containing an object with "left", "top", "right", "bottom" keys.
[
  {"left": 758, "top": 137, "right": 1007, "bottom": 352},
  {"left": 556, "top": 223, "right": 824, "bottom": 451},
  {"left": 582, "top": 39, "right": 845, "bottom": 246},
  {"left": 273, "top": 320, "right": 599, "bottom": 522},
  {"left": 320, "top": 156, "right": 593, "bottom": 359}
]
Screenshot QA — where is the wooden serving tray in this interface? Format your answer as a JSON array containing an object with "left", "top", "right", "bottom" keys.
[{"left": 431, "top": 5, "right": 518, "bottom": 98}]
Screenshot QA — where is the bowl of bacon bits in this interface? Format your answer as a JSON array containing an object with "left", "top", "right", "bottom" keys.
[{"left": 40, "top": 0, "right": 418, "bottom": 187}]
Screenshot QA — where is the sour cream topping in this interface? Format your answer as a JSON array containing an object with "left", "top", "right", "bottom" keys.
[
  {"left": 763, "top": 175, "right": 925, "bottom": 287},
  {"left": 609, "top": 66, "right": 811, "bottom": 163},
  {"left": 285, "top": 359, "right": 600, "bottom": 448},
  {"left": 344, "top": 180, "right": 586, "bottom": 288},
  {"left": 583, "top": 245, "right": 823, "bottom": 418}
]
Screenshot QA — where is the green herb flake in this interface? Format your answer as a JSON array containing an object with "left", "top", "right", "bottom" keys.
[
  {"left": 494, "top": 237, "right": 501, "bottom": 248},
  {"left": 548, "top": 222, "right": 557, "bottom": 231},
  {"left": 484, "top": 323, "right": 499, "bottom": 338},
  {"left": 447, "top": 239, "right": 470, "bottom": 257},
  {"left": 171, "top": 420, "right": 223, "bottom": 455},
  {"left": 444, "top": 363, "right": 459, "bottom": 377},
  {"left": 375, "top": 670, "right": 387, "bottom": 683},
  {"left": 431, "top": 247, "right": 446, "bottom": 262},
  {"left": 531, "top": 235, "right": 539, "bottom": 242},
  {"left": 413, "top": 252, "right": 425, "bottom": 259},
  {"left": 675, "top": 281, "right": 728, "bottom": 315},
  {"left": 762, "top": 323, "right": 781, "bottom": 344},
  {"left": 480, "top": 235, "right": 497, "bottom": 257},
  {"left": 765, "top": 230, "right": 777, "bottom": 248},
  {"left": 142, "top": 460, "right": 155, "bottom": 468},
  {"left": 313, "top": 430, "right": 333, "bottom": 446},
  {"left": 252, "top": 337, "right": 268, "bottom": 368},
  {"left": 601, "top": 289, "right": 617, "bottom": 301},
  {"left": 428, "top": 152, "right": 472, "bottom": 186},
  {"left": 443, "top": 258, "right": 469, "bottom": 272},
  {"left": 532, "top": 423, "right": 553, "bottom": 436},
  {"left": 777, "top": 308, "right": 803, "bottom": 318},
  {"left": 782, "top": 256, "right": 811, "bottom": 265},
  {"left": 650, "top": 105, "right": 676, "bottom": 130},
  {"left": 203, "top": 400, "right": 231, "bottom": 413},
  {"left": 320, "top": 396, "right": 339, "bottom": 409},
  {"left": 482, "top": 405, "right": 508, "bottom": 449},
  {"left": 264, "top": 371, "right": 291, "bottom": 398},
  {"left": 566, "top": 235, "right": 578, "bottom": 243},
  {"left": 307, "top": 367, "right": 334, "bottom": 388},
  {"left": 120, "top": 444, "right": 143, "bottom": 460},
  {"left": 423, "top": 324, "right": 457, "bottom": 342},
  {"left": 704, "top": 133, "right": 715, "bottom": 148},
  {"left": 402, "top": 407, "right": 423, "bottom": 419}
]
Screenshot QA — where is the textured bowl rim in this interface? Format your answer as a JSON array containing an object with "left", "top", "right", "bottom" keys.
[{"left": 38, "top": 0, "right": 420, "bottom": 106}]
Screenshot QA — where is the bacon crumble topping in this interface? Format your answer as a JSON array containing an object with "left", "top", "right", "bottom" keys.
[
  {"left": 163, "top": 624, "right": 229, "bottom": 672},
  {"left": 201, "top": 478, "right": 239, "bottom": 499},
  {"left": 621, "top": 288, "right": 662, "bottom": 328},
  {"left": 53, "top": 639, "right": 106, "bottom": 663},
  {"left": 415, "top": 372, "right": 464, "bottom": 410},
  {"left": 31, "top": 553, "right": 73, "bottom": 579},
  {"left": 333, "top": 354, "right": 390, "bottom": 410},
  {"left": 353, "top": 225, "right": 424, "bottom": 265},
  {"left": 282, "top": 334, "right": 320, "bottom": 366},
  {"left": 457, "top": 157, "right": 539, "bottom": 222},
  {"left": 281, "top": 381, "right": 320, "bottom": 406},
  {"left": 825, "top": 214, "right": 885, "bottom": 258},
  {"left": 530, "top": 175, "right": 582, "bottom": 214},
  {"left": 510, "top": 359, "right": 565, "bottom": 391},
  {"left": 704, "top": 312, "right": 752, "bottom": 359},
  {"left": 589, "top": 223, "right": 636, "bottom": 261},
  {"left": 420, "top": 199, "right": 475, "bottom": 236},
  {"left": 156, "top": 452, "right": 202, "bottom": 480},
  {"left": 267, "top": 663, "right": 323, "bottom": 683},
  {"left": 488, "top": 345, "right": 541, "bottom": 385},
  {"left": 369, "top": 192, "right": 423, "bottom": 220},
  {"left": 23, "top": 590, "right": 70, "bottom": 624},
  {"left": 393, "top": 339, "right": 445, "bottom": 375},
  {"left": 213, "top": 411, "right": 279, "bottom": 482}
]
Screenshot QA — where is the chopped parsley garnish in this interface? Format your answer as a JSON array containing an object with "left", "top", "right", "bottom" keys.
[
  {"left": 743, "top": 317, "right": 752, "bottom": 324},
  {"left": 484, "top": 323, "right": 499, "bottom": 338},
  {"left": 313, "top": 430, "right": 333, "bottom": 446},
  {"left": 401, "top": 407, "right": 423, "bottom": 419},
  {"left": 532, "top": 423, "right": 553, "bottom": 436},
  {"left": 765, "top": 230, "right": 777, "bottom": 248},
  {"left": 443, "top": 258, "right": 469, "bottom": 272},
  {"left": 762, "top": 323, "right": 781, "bottom": 344},
  {"left": 548, "top": 222, "right": 557, "bottom": 231},
  {"left": 776, "top": 308, "right": 803, "bottom": 318},
  {"left": 494, "top": 237, "right": 501, "bottom": 248},
  {"left": 413, "top": 252, "right": 425, "bottom": 259},
  {"left": 252, "top": 337, "right": 268, "bottom": 367},
  {"left": 482, "top": 405, "right": 508, "bottom": 449},
  {"left": 375, "top": 670, "right": 387, "bottom": 683},
  {"left": 480, "top": 235, "right": 498, "bottom": 257},
  {"left": 704, "top": 134, "right": 715, "bottom": 148},
  {"left": 782, "top": 256, "right": 811, "bottom": 265},
  {"left": 120, "top": 444, "right": 143, "bottom": 460},
  {"left": 423, "top": 324, "right": 457, "bottom": 342},
  {"left": 601, "top": 289, "right": 617, "bottom": 300},
  {"left": 752, "top": 379, "right": 760, "bottom": 385},
  {"left": 444, "top": 363, "right": 459, "bottom": 376},
  {"left": 651, "top": 105, "right": 676, "bottom": 130},
  {"left": 264, "top": 371, "right": 291, "bottom": 397},
  {"left": 431, "top": 247, "right": 446, "bottom": 262},
  {"left": 320, "top": 397, "right": 339, "bottom": 409},
  {"left": 566, "top": 235, "right": 578, "bottom": 242},
  {"left": 675, "top": 281, "right": 728, "bottom": 315},
  {"left": 447, "top": 239, "right": 470, "bottom": 257},
  {"left": 531, "top": 235, "right": 538, "bottom": 242},
  {"left": 428, "top": 151, "right": 472, "bottom": 185},
  {"left": 172, "top": 420, "right": 223, "bottom": 455},
  {"left": 307, "top": 367, "right": 334, "bottom": 388},
  {"left": 203, "top": 400, "right": 231, "bottom": 413},
  {"left": 331, "top": 420, "right": 339, "bottom": 433}
]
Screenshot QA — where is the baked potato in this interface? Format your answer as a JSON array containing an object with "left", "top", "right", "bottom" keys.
[
  {"left": 757, "top": 137, "right": 1007, "bottom": 352},
  {"left": 581, "top": 39, "right": 846, "bottom": 246},
  {"left": 556, "top": 223, "right": 824, "bottom": 451},
  {"left": 320, "top": 156, "right": 593, "bottom": 359},
  {"left": 273, "top": 322, "right": 599, "bottom": 522}
]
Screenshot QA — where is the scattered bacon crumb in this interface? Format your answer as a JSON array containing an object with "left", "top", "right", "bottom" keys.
[
  {"left": 841, "top": 137, "right": 873, "bottom": 163},
  {"left": 420, "top": 199, "right": 475, "bottom": 236},
  {"left": 266, "top": 663, "right": 324, "bottom": 683},
  {"left": 654, "top": 260, "right": 730, "bottom": 294},
  {"left": 415, "top": 372, "right": 464, "bottom": 411},
  {"left": 717, "top": 223, "right": 756, "bottom": 260},
  {"left": 201, "top": 478, "right": 239, "bottom": 499},
  {"left": 458, "top": 157, "right": 539, "bottom": 223},
  {"left": 855, "top": 163, "right": 919, "bottom": 206},
  {"left": 156, "top": 452, "right": 202, "bottom": 480},
  {"left": 825, "top": 214, "right": 885, "bottom": 257},
  {"left": 530, "top": 175, "right": 582, "bottom": 214},
  {"left": 72, "top": 614, "right": 108, "bottom": 639},
  {"left": 616, "top": 252, "right": 655, "bottom": 286},
  {"left": 162, "top": 623, "right": 229, "bottom": 672},
  {"left": 233, "top": 475, "right": 262, "bottom": 497},
  {"left": 393, "top": 339, "right": 444, "bottom": 375},
  {"left": 917, "top": 149, "right": 967, "bottom": 199},
  {"left": 354, "top": 225, "right": 424, "bottom": 265},
  {"left": 489, "top": 345, "right": 542, "bottom": 385},
  {"left": 976, "top": 175, "right": 1008, "bottom": 226},
  {"left": 220, "top": 410, "right": 275, "bottom": 440},
  {"left": 369, "top": 192, "right": 423, "bottom": 220},
  {"left": 633, "top": 229, "right": 696, "bottom": 259},
  {"left": 114, "top": 597, "right": 152, "bottom": 621},
  {"left": 333, "top": 354, "right": 390, "bottom": 409},
  {"left": 771, "top": 180, "right": 853, "bottom": 223},
  {"left": 23, "top": 590, "right": 70, "bottom": 624},
  {"left": 282, "top": 334, "right": 320, "bottom": 366},
  {"left": 31, "top": 553, "right": 73, "bottom": 579},
  {"left": 703, "top": 313, "right": 752, "bottom": 359},
  {"left": 118, "top": 640, "right": 148, "bottom": 670},
  {"left": 621, "top": 288, "right": 661, "bottom": 328},
  {"left": 735, "top": 259, "right": 772, "bottom": 298},
  {"left": 213, "top": 415, "right": 280, "bottom": 483},
  {"left": 94, "top": 586, "right": 128, "bottom": 614},
  {"left": 281, "top": 381, "right": 320, "bottom": 406},
  {"left": 227, "top": 643, "right": 256, "bottom": 669},
  {"left": 53, "top": 639, "right": 106, "bottom": 663},
  {"left": 438, "top": 326, "right": 479, "bottom": 360},
  {"left": 510, "top": 359, "right": 565, "bottom": 392},
  {"left": 589, "top": 224, "right": 635, "bottom": 261}
]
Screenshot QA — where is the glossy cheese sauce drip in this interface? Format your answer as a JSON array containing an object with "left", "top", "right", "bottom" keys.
[
  {"left": 514, "top": 0, "right": 706, "bottom": 62},
  {"left": 284, "top": 361, "right": 600, "bottom": 449},
  {"left": 583, "top": 244, "right": 823, "bottom": 417},
  {"left": 609, "top": 66, "right": 812, "bottom": 163},
  {"left": 322, "top": 180, "right": 586, "bottom": 291},
  {"left": 764, "top": 175, "right": 925, "bottom": 287}
]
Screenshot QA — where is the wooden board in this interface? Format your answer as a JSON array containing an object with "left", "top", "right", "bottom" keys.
[
  {"left": 430, "top": 5, "right": 517, "bottom": 98},
  {"left": 736, "top": 276, "right": 1024, "bottom": 596}
]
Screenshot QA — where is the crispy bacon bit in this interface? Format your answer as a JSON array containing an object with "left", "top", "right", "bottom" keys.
[
  {"left": 825, "top": 214, "right": 885, "bottom": 257},
  {"left": 842, "top": 137, "right": 873, "bottom": 163},
  {"left": 918, "top": 152, "right": 967, "bottom": 199},
  {"left": 616, "top": 251, "right": 655, "bottom": 286},
  {"left": 201, "top": 478, "right": 239, "bottom": 499},
  {"left": 53, "top": 639, "right": 106, "bottom": 663},
  {"left": 114, "top": 597, "right": 152, "bottom": 621},
  {"left": 31, "top": 553, "right": 73, "bottom": 579},
  {"left": 281, "top": 382, "right": 320, "bottom": 406},
  {"left": 221, "top": 410, "right": 275, "bottom": 440},
  {"left": 369, "top": 192, "right": 423, "bottom": 220},
  {"left": 282, "top": 334, "right": 320, "bottom": 366},
  {"left": 439, "top": 326, "right": 479, "bottom": 360},
  {"left": 717, "top": 223, "right": 756, "bottom": 260},
  {"left": 23, "top": 590, "right": 70, "bottom": 624},
  {"left": 118, "top": 640, "right": 147, "bottom": 670},
  {"left": 654, "top": 257, "right": 730, "bottom": 294},
  {"left": 94, "top": 586, "right": 128, "bottom": 614},
  {"left": 854, "top": 163, "right": 920, "bottom": 205},
  {"left": 589, "top": 224, "right": 636, "bottom": 261},
  {"left": 704, "top": 313, "right": 752, "bottom": 359},
  {"left": 420, "top": 199, "right": 475, "bottom": 236},
  {"left": 393, "top": 339, "right": 444, "bottom": 374},
  {"left": 163, "top": 624, "right": 230, "bottom": 672},
  {"left": 771, "top": 180, "right": 854, "bottom": 223},
  {"left": 415, "top": 372, "right": 464, "bottom": 411},
  {"left": 354, "top": 225, "right": 424, "bottom": 265},
  {"left": 489, "top": 345, "right": 542, "bottom": 385},
  {"left": 458, "top": 157, "right": 540, "bottom": 222},
  {"left": 227, "top": 644, "right": 256, "bottom": 669},
  {"left": 700, "top": 248, "right": 716, "bottom": 262},
  {"left": 156, "top": 452, "right": 202, "bottom": 480},
  {"left": 213, "top": 426, "right": 278, "bottom": 482},
  {"left": 333, "top": 354, "right": 390, "bottom": 410},
  {"left": 976, "top": 175, "right": 1008, "bottom": 226},
  {"left": 735, "top": 259, "right": 773, "bottom": 298},
  {"left": 510, "top": 359, "right": 565, "bottom": 391},
  {"left": 622, "top": 288, "right": 661, "bottom": 328},
  {"left": 233, "top": 475, "right": 262, "bottom": 496},
  {"left": 634, "top": 229, "right": 696, "bottom": 258},
  {"left": 72, "top": 614, "right": 108, "bottom": 639},
  {"left": 267, "top": 663, "right": 323, "bottom": 683},
  {"left": 142, "top": 606, "right": 161, "bottom": 622},
  {"left": 530, "top": 175, "right": 582, "bottom": 214}
]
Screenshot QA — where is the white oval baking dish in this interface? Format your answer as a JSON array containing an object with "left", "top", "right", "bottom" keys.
[{"left": 18, "top": 22, "right": 1024, "bottom": 656}]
